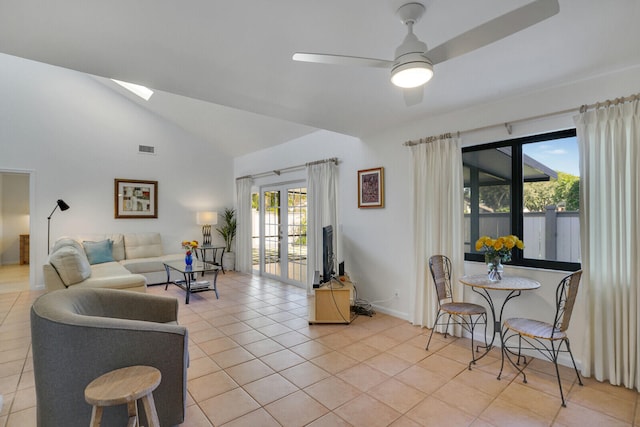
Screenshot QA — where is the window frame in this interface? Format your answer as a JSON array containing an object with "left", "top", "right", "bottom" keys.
[{"left": 463, "top": 128, "right": 581, "bottom": 272}]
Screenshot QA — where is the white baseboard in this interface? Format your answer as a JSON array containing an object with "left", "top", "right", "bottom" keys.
[{"left": 370, "top": 304, "right": 409, "bottom": 321}]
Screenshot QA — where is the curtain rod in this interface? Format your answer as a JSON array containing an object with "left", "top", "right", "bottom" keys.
[
  {"left": 403, "top": 132, "right": 460, "bottom": 147},
  {"left": 579, "top": 93, "right": 639, "bottom": 113},
  {"left": 236, "top": 157, "right": 338, "bottom": 181},
  {"left": 403, "top": 91, "right": 640, "bottom": 147}
]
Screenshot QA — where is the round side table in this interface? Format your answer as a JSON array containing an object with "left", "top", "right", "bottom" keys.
[{"left": 84, "top": 365, "right": 161, "bottom": 427}]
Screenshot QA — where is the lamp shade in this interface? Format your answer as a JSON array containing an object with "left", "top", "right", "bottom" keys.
[
  {"left": 196, "top": 211, "right": 217, "bottom": 225},
  {"left": 57, "top": 199, "right": 70, "bottom": 211}
]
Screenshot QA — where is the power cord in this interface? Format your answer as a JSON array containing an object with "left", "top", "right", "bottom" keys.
[
  {"left": 328, "top": 276, "right": 350, "bottom": 323},
  {"left": 350, "top": 282, "right": 375, "bottom": 317},
  {"left": 324, "top": 275, "right": 376, "bottom": 320}
]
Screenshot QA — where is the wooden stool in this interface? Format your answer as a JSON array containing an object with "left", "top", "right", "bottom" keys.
[{"left": 84, "top": 365, "right": 161, "bottom": 427}]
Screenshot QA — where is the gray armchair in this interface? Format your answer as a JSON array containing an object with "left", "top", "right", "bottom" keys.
[{"left": 31, "top": 287, "right": 188, "bottom": 427}]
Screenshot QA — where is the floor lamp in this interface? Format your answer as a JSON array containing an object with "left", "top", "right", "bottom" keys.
[{"left": 47, "top": 199, "right": 70, "bottom": 254}]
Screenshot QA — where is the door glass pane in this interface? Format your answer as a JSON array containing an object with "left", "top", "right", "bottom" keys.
[
  {"left": 522, "top": 137, "right": 580, "bottom": 262},
  {"left": 287, "top": 188, "right": 307, "bottom": 283},
  {"left": 464, "top": 147, "right": 512, "bottom": 253},
  {"left": 251, "top": 192, "right": 259, "bottom": 271},
  {"left": 263, "top": 190, "right": 281, "bottom": 276}
]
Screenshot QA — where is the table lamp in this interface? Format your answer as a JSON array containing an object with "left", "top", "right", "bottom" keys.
[
  {"left": 47, "top": 199, "right": 70, "bottom": 254},
  {"left": 196, "top": 211, "right": 217, "bottom": 245}
]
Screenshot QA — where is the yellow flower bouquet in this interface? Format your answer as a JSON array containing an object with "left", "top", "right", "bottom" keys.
[
  {"left": 475, "top": 235, "right": 524, "bottom": 281},
  {"left": 181, "top": 240, "right": 199, "bottom": 255}
]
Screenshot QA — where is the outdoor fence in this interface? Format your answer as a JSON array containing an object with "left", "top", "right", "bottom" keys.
[{"left": 464, "top": 210, "right": 581, "bottom": 263}]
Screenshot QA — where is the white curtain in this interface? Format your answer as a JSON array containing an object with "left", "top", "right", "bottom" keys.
[
  {"left": 575, "top": 99, "right": 640, "bottom": 388},
  {"left": 409, "top": 137, "right": 465, "bottom": 332},
  {"left": 306, "top": 161, "right": 339, "bottom": 294},
  {"left": 235, "top": 177, "right": 254, "bottom": 273}
]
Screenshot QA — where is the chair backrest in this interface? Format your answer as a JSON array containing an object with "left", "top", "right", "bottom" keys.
[
  {"left": 31, "top": 288, "right": 187, "bottom": 427},
  {"left": 554, "top": 270, "right": 582, "bottom": 333},
  {"left": 429, "top": 255, "right": 453, "bottom": 306}
]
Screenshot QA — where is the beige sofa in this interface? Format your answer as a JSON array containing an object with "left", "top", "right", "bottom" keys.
[{"left": 43, "top": 232, "right": 184, "bottom": 292}]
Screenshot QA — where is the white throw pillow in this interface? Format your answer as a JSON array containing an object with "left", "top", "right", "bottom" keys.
[
  {"left": 108, "top": 234, "right": 126, "bottom": 261},
  {"left": 49, "top": 246, "right": 92, "bottom": 286},
  {"left": 51, "top": 237, "right": 84, "bottom": 255}
]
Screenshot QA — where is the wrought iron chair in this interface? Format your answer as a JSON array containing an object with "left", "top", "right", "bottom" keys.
[
  {"left": 499, "top": 270, "right": 583, "bottom": 407},
  {"left": 425, "top": 255, "right": 487, "bottom": 367}
]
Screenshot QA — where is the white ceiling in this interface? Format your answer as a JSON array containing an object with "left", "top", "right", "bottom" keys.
[{"left": 0, "top": 0, "right": 638, "bottom": 157}]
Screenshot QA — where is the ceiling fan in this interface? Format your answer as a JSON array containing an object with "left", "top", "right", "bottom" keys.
[{"left": 293, "top": 0, "right": 559, "bottom": 106}]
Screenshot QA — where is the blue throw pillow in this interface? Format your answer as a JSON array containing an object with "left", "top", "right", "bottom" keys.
[{"left": 82, "top": 239, "right": 115, "bottom": 265}]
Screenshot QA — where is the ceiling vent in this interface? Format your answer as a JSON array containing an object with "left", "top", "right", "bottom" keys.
[{"left": 138, "top": 145, "right": 156, "bottom": 155}]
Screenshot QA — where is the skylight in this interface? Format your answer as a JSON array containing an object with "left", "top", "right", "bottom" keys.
[{"left": 111, "top": 79, "right": 154, "bottom": 101}]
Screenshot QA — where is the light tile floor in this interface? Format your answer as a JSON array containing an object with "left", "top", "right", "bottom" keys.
[{"left": 1, "top": 268, "right": 639, "bottom": 426}]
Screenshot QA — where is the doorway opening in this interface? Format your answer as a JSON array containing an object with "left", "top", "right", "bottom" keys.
[
  {"left": 253, "top": 183, "right": 307, "bottom": 287},
  {"left": 0, "top": 170, "right": 32, "bottom": 293}
]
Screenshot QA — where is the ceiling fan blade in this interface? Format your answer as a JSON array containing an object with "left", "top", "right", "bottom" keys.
[
  {"left": 403, "top": 87, "right": 424, "bottom": 106},
  {"left": 426, "top": 0, "right": 559, "bottom": 65},
  {"left": 292, "top": 53, "right": 393, "bottom": 69}
]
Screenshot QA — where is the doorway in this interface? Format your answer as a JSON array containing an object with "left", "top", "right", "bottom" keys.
[
  {"left": 258, "top": 183, "right": 307, "bottom": 286},
  {"left": 0, "top": 171, "right": 32, "bottom": 293}
]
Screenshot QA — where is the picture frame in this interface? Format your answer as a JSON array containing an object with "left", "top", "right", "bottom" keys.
[
  {"left": 358, "top": 167, "right": 384, "bottom": 208},
  {"left": 114, "top": 179, "right": 158, "bottom": 219}
]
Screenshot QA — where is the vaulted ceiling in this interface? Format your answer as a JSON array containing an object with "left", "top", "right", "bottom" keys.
[{"left": 1, "top": 0, "right": 638, "bottom": 157}]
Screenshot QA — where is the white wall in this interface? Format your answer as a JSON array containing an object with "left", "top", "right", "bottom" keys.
[
  {"left": 0, "top": 174, "right": 2, "bottom": 260},
  {"left": 234, "top": 130, "right": 367, "bottom": 279},
  {"left": 235, "top": 65, "right": 640, "bottom": 367},
  {"left": 0, "top": 54, "right": 235, "bottom": 288},
  {"left": 0, "top": 173, "right": 30, "bottom": 265}
]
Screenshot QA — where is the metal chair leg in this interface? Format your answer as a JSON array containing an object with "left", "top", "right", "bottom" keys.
[
  {"left": 468, "top": 316, "right": 476, "bottom": 369},
  {"left": 444, "top": 314, "right": 452, "bottom": 339},
  {"left": 498, "top": 328, "right": 509, "bottom": 380},
  {"left": 426, "top": 310, "right": 443, "bottom": 350},
  {"left": 468, "top": 313, "right": 487, "bottom": 370},
  {"left": 565, "top": 339, "right": 583, "bottom": 386},
  {"left": 551, "top": 341, "right": 568, "bottom": 407}
]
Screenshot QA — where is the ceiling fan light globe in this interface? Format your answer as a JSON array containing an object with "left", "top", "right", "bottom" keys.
[{"left": 391, "top": 62, "right": 433, "bottom": 88}]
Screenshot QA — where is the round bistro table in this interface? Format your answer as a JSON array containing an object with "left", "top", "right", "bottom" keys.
[{"left": 459, "top": 275, "right": 541, "bottom": 368}]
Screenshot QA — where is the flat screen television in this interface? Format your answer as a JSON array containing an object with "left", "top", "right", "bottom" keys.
[{"left": 322, "top": 225, "right": 334, "bottom": 283}]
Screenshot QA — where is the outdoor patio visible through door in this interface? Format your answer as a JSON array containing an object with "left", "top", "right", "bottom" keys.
[{"left": 255, "top": 184, "right": 307, "bottom": 286}]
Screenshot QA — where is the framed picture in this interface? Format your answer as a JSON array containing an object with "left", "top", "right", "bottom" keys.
[
  {"left": 358, "top": 167, "right": 384, "bottom": 208},
  {"left": 114, "top": 179, "right": 158, "bottom": 218}
]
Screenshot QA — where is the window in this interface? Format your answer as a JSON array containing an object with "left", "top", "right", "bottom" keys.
[{"left": 464, "top": 129, "right": 581, "bottom": 271}]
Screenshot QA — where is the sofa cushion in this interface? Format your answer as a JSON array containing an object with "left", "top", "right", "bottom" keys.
[
  {"left": 83, "top": 240, "right": 115, "bottom": 265},
  {"left": 52, "top": 237, "right": 84, "bottom": 255},
  {"left": 82, "top": 262, "right": 147, "bottom": 291},
  {"left": 109, "top": 234, "right": 126, "bottom": 261},
  {"left": 124, "top": 233, "right": 163, "bottom": 259},
  {"left": 90, "top": 262, "right": 136, "bottom": 277},
  {"left": 120, "top": 257, "right": 165, "bottom": 274},
  {"left": 49, "top": 246, "right": 92, "bottom": 286},
  {"left": 77, "top": 234, "right": 125, "bottom": 261}
]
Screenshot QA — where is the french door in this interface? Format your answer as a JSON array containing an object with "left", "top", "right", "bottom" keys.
[{"left": 259, "top": 184, "right": 307, "bottom": 286}]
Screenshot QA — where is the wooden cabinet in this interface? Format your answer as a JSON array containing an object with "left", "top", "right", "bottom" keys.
[
  {"left": 20, "top": 234, "right": 30, "bottom": 265},
  {"left": 309, "top": 277, "right": 354, "bottom": 324}
]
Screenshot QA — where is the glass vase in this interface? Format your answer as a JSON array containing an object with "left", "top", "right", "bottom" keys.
[
  {"left": 486, "top": 257, "right": 503, "bottom": 281},
  {"left": 185, "top": 253, "right": 193, "bottom": 266}
]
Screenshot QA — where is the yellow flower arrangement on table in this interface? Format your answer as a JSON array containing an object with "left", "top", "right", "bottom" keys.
[
  {"left": 181, "top": 240, "right": 199, "bottom": 256},
  {"left": 475, "top": 235, "right": 525, "bottom": 281}
]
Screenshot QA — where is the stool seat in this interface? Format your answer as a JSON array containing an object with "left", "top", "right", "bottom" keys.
[{"left": 85, "top": 365, "right": 161, "bottom": 427}]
